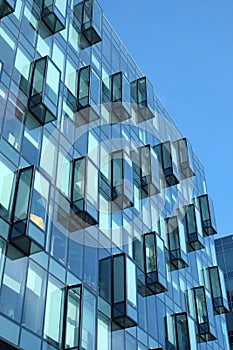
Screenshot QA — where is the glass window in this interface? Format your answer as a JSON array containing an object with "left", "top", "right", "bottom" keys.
[
  {"left": 99, "top": 257, "right": 111, "bottom": 302},
  {"left": 0, "top": 238, "right": 6, "bottom": 284},
  {"left": 72, "top": 158, "right": 86, "bottom": 202},
  {"left": 112, "top": 73, "right": 122, "bottom": 102},
  {"left": 30, "top": 171, "right": 50, "bottom": 232},
  {"left": 46, "top": 60, "right": 60, "bottom": 104},
  {"left": 14, "top": 167, "right": 33, "bottom": 223},
  {"left": 55, "top": 0, "right": 67, "bottom": 16},
  {"left": 64, "top": 285, "right": 81, "bottom": 349},
  {"left": 145, "top": 233, "right": 156, "bottom": 273},
  {"left": 113, "top": 255, "right": 124, "bottom": 304},
  {"left": 97, "top": 313, "right": 110, "bottom": 350},
  {"left": 175, "top": 313, "right": 190, "bottom": 350},
  {"left": 44, "top": 275, "right": 64, "bottom": 346},
  {"left": 78, "top": 66, "right": 90, "bottom": 108},
  {"left": 126, "top": 257, "right": 137, "bottom": 307},
  {"left": 0, "top": 256, "right": 27, "bottom": 322},
  {"left": 0, "top": 156, "right": 15, "bottom": 221},
  {"left": 31, "top": 58, "right": 46, "bottom": 96},
  {"left": 22, "top": 261, "right": 47, "bottom": 335},
  {"left": 81, "top": 288, "right": 96, "bottom": 350},
  {"left": 162, "top": 142, "right": 172, "bottom": 170},
  {"left": 65, "top": 59, "right": 77, "bottom": 96},
  {"left": 86, "top": 158, "right": 98, "bottom": 207}
]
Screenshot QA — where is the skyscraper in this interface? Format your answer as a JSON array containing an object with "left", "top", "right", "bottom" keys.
[{"left": 0, "top": 0, "right": 230, "bottom": 349}]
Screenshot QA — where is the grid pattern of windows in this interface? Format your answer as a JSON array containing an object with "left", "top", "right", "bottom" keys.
[{"left": 0, "top": 0, "right": 230, "bottom": 349}]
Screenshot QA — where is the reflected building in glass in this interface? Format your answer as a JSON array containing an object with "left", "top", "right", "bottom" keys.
[
  {"left": 0, "top": 0, "right": 230, "bottom": 349},
  {"left": 215, "top": 235, "right": 233, "bottom": 349}
]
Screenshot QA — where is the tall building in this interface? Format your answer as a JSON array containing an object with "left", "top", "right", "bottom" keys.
[
  {"left": 0, "top": 0, "right": 230, "bottom": 349},
  {"left": 215, "top": 235, "right": 233, "bottom": 349}
]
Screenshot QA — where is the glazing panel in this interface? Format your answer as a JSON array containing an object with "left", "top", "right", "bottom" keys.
[
  {"left": 186, "top": 205, "right": 196, "bottom": 234},
  {"left": 0, "top": 256, "right": 27, "bottom": 322},
  {"left": 140, "top": 146, "right": 151, "bottom": 178},
  {"left": 162, "top": 142, "right": 172, "bottom": 170},
  {"left": 112, "top": 151, "right": 123, "bottom": 187},
  {"left": 55, "top": 0, "right": 67, "bottom": 16},
  {"left": 30, "top": 171, "right": 49, "bottom": 231},
  {"left": 90, "top": 68, "right": 100, "bottom": 105},
  {"left": 92, "top": 0, "right": 102, "bottom": 34},
  {"left": 72, "top": 158, "right": 86, "bottom": 202},
  {"left": 86, "top": 159, "right": 98, "bottom": 207},
  {"left": 0, "top": 238, "right": 6, "bottom": 286},
  {"left": 64, "top": 286, "right": 81, "bottom": 349},
  {"left": 99, "top": 257, "right": 111, "bottom": 302},
  {"left": 126, "top": 257, "right": 137, "bottom": 307},
  {"left": 81, "top": 288, "right": 96, "bottom": 350},
  {"left": 199, "top": 196, "right": 210, "bottom": 222},
  {"left": 137, "top": 78, "right": 146, "bottom": 105},
  {"left": 0, "top": 156, "right": 15, "bottom": 220},
  {"left": 44, "top": 276, "right": 64, "bottom": 345},
  {"left": 145, "top": 233, "right": 156, "bottom": 274},
  {"left": 14, "top": 167, "right": 33, "bottom": 223},
  {"left": 113, "top": 255, "right": 125, "bottom": 303},
  {"left": 65, "top": 59, "right": 77, "bottom": 96},
  {"left": 195, "top": 287, "right": 208, "bottom": 325},
  {"left": 83, "top": 0, "right": 93, "bottom": 29},
  {"left": 157, "top": 235, "right": 166, "bottom": 279},
  {"left": 22, "top": 261, "right": 47, "bottom": 335},
  {"left": 112, "top": 73, "right": 122, "bottom": 102},
  {"left": 46, "top": 60, "right": 60, "bottom": 104},
  {"left": 97, "top": 313, "right": 110, "bottom": 350},
  {"left": 179, "top": 139, "right": 189, "bottom": 163},
  {"left": 78, "top": 66, "right": 90, "bottom": 108},
  {"left": 31, "top": 58, "right": 46, "bottom": 96}
]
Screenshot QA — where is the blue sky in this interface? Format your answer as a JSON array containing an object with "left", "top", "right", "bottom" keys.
[{"left": 99, "top": 0, "right": 233, "bottom": 238}]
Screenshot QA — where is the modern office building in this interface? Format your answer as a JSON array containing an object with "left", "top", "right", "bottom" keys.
[
  {"left": 215, "top": 235, "right": 233, "bottom": 349},
  {"left": 0, "top": 0, "right": 230, "bottom": 349}
]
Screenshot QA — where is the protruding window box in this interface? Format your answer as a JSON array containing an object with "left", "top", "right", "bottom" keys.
[
  {"left": 132, "top": 145, "right": 160, "bottom": 199},
  {"left": 166, "top": 216, "right": 188, "bottom": 270},
  {"left": 154, "top": 141, "right": 179, "bottom": 187},
  {"left": 76, "top": 65, "right": 101, "bottom": 125},
  {"left": 75, "top": 0, "right": 102, "bottom": 49},
  {"left": 41, "top": 0, "right": 67, "bottom": 35},
  {"left": 197, "top": 194, "right": 217, "bottom": 236},
  {"left": 70, "top": 156, "right": 99, "bottom": 227},
  {"left": 111, "top": 150, "right": 134, "bottom": 211},
  {"left": 0, "top": 338, "right": 19, "bottom": 349},
  {"left": 28, "top": 56, "right": 61, "bottom": 126},
  {"left": 192, "top": 287, "right": 216, "bottom": 343},
  {"left": 207, "top": 266, "right": 229, "bottom": 314},
  {"left": 175, "top": 138, "right": 195, "bottom": 179},
  {"left": 110, "top": 72, "right": 131, "bottom": 124},
  {"left": 99, "top": 253, "right": 138, "bottom": 330},
  {"left": 10, "top": 166, "right": 50, "bottom": 256},
  {"left": 180, "top": 204, "right": 204, "bottom": 252},
  {"left": 0, "top": 0, "right": 16, "bottom": 20},
  {"left": 131, "top": 77, "right": 154, "bottom": 123},
  {"left": 136, "top": 233, "right": 167, "bottom": 297},
  {"left": 165, "top": 312, "right": 194, "bottom": 350},
  {"left": 63, "top": 284, "right": 97, "bottom": 350}
]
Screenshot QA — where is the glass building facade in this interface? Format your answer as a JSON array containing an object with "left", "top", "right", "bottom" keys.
[
  {"left": 215, "top": 235, "right": 233, "bottom": 349},
  {"left": 0, "top": 0, "right": 230, "bottom": 349}
]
